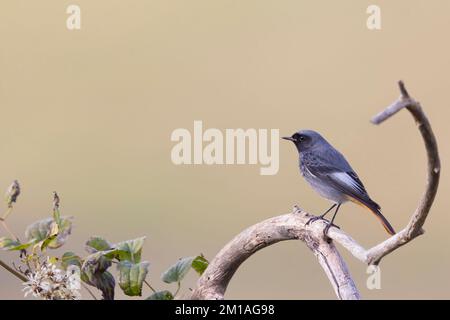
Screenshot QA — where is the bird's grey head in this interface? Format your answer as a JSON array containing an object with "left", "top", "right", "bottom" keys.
[{"left": 282, "top": 130, "right": 327, "bottom": 153}]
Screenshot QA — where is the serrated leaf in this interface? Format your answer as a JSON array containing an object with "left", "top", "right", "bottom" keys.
[
  {"left": 113, "top": 237, "right": 146, "bottom": 263},
  {"left": 61, "top": 252, "right": 82, "bottom": 269},
  {"left": 117, "top": 261, "right": 149, "bottom": 296},
  {"left": 161, "top": 257, "right": 194, "bottom": 284},
  {"left": 146, "top": 290, "right": 174, "bottom": 300},
  {"left": 192, "top": 255, "right": 209, "bottom": 275},
  {"left": 85, "top": 236, "right": 112, "bottom": 253}
]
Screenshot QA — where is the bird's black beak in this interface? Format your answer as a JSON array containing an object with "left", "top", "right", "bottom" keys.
[{"left": 282, "top": 136, "right": 295, "bottom": 141}]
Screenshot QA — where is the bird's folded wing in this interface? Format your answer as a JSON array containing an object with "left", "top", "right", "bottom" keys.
[{"left": 325, "top": 171, "right": 371, "bottom": 202}]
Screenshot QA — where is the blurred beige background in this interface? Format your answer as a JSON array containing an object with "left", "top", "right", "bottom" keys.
[{"left": 0, "top": 0, "right": 449, "bottom": 299}]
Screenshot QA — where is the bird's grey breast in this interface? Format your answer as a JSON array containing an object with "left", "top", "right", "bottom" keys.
[{"left": 298, "top": 150, "right": 349, "bottom": 203}]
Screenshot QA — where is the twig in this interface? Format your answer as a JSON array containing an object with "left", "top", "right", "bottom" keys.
[
  {"left": 1, "top": 220, "right": 19, "bottom": 241},
  {"left": 329, "top": 81, "right": 439, "bottom": 265},
  {"left": 0, "top": 258, "right": 27, "bottom": 282},
  {"left": 1, "top": 203, "right": 20, "bottom": 241},
  {"left": 1, "top": 207, "right": 12, "bottom": 221},
  {"left": 144, "top": 280, "right": 157, "bottom": 293},
  {"left": 366, "top": 80, "right": 440, "bottom": 263}
]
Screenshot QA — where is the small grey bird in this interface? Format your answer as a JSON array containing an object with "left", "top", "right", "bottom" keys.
[{"left": 283, "top": 130, "right": 395, "bottom": 236}]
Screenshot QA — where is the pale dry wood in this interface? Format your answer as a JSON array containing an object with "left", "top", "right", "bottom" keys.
[
  {"left": 191, "top": 207, "right": 360, "bottom": 300},
  {"left": 191, "top": 81, "right": 440, "bottom": 299},
  {"left": 327, "top": 80, "right": 440, "bottom": 265}
]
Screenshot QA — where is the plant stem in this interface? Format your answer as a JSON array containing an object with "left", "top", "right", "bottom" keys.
[
  {"left": 0, "top": 206, "right": 19, "bottom": 240},
  {"left": 0, "top": 220, "right": 19, "bottom": 241},
  {"left": 174, "top": 281, "right": 181, "bottom": 297},
  {"left": 1, "top": 207, "right": 12, "bottom": 220},
  {"left": 144, "top": 280, "right": 157, "bottom": 293},
  {"left": 81, "top": 283, "right": 98, "bottom": 300},
  {"left": 0, "top": 258, "right": 27, "bottom": 282}
]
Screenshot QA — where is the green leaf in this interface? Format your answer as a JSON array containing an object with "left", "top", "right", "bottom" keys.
[
  {"left": 82, "top": 269, "right": 115, "bottom": 300},
  {"left": 191, "top": 255, "right": 209, "bottom": 275},
  {"left": 37, "top": 222, "right": 59, "bottom": 252},
  {"left": 113, "top": 237, "right": 146, "bottom": 263},
  {"left": 61, "top": 252, "right": 82, "bottom": 269},
  {"left": 25, "top": 218, "right": 52, "bottom": 242},
  {"left": 48, "top": 256, "right": 58, "bottom": 265},
  {"left": 0, "top": 237, "right": 20, "bottom": 249},
  {"left": 53, "top": 208, "right": 61, "bottom": 227},
  {"left": 117, "top": 261, "right": 150, "bottom": 296},
  {"left": 25, "top": 216, "right": 73, "bottom": 250},
  {"left": 146, "top": 290, "right": 174, "bottom": 300},
  {"left": 9, "top": 241, "right": 35, "bottom": 251},
  {"left": 85, "top": 236, "right": 112, "bottom": 253},
  {"left": 47, "top": 217, "right": 72, "bottom": 249},
  {"left": 82, "top": 251, "right": 113, "bottom": 274},
  {"left": 161, "top": 257, "right": 194, "bottom": 284},
  {"left": 0, "top": 237, "right": 34, "bottom": 251},
  {"left": 81, "top": 252, "right": 116, "bottom": 300}
]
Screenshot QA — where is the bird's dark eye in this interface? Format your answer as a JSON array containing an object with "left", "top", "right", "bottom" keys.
[{"left": 297, "top": 134, "right": 305, "bottom": 142}]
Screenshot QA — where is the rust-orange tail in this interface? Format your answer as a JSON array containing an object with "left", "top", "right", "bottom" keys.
[{"left": 350, "top": 198, "right": 396, "bottom": 235}]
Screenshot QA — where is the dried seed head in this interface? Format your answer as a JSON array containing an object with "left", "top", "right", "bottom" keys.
[
  {"left": 5, "top": 180, "right": 20, "bottom": 208},
  {"left": 53, "top": 192, "right": 60, "bottom": 210},
  {"left": 22, "top": 257, "right": 81, "bottom": 300}
]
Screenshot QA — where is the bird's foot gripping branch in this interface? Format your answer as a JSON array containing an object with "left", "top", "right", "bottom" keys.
[{"left": 191, "top": 81, "right": 440, "bottom": 300}]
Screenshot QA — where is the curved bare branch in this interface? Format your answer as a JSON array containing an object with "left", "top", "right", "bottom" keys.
[
  {"left": 320, "top": 81, "right": 440, "bottom": 265},
  {"left": 367, "top": 81, "right": 440, "bottom": 262},
  {"left": 191, "top": 81, "right": 440, "bottom": 299},
  {"left": 191, "top": 207, "right": 360, "bottom": 300}
]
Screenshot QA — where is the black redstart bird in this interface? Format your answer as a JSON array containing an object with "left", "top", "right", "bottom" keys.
[{"left": 283, "top": 130, "right": 395, "bottom": 236}]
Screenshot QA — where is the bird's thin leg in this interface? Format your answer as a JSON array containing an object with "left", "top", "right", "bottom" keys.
[
  {"left": 323, "top": 203, "right": 341, "bottom": 237},
  {"left": 306, "top": 203, "right": 337, "bottom": 225}
]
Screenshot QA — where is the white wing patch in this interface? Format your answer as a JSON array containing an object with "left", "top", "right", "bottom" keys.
[
  {"left": 304, "top": 165, "right": 317, "bottom": 178},
  {"left": 330, "top": 172, "right": 365, "bottom": 194}
]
